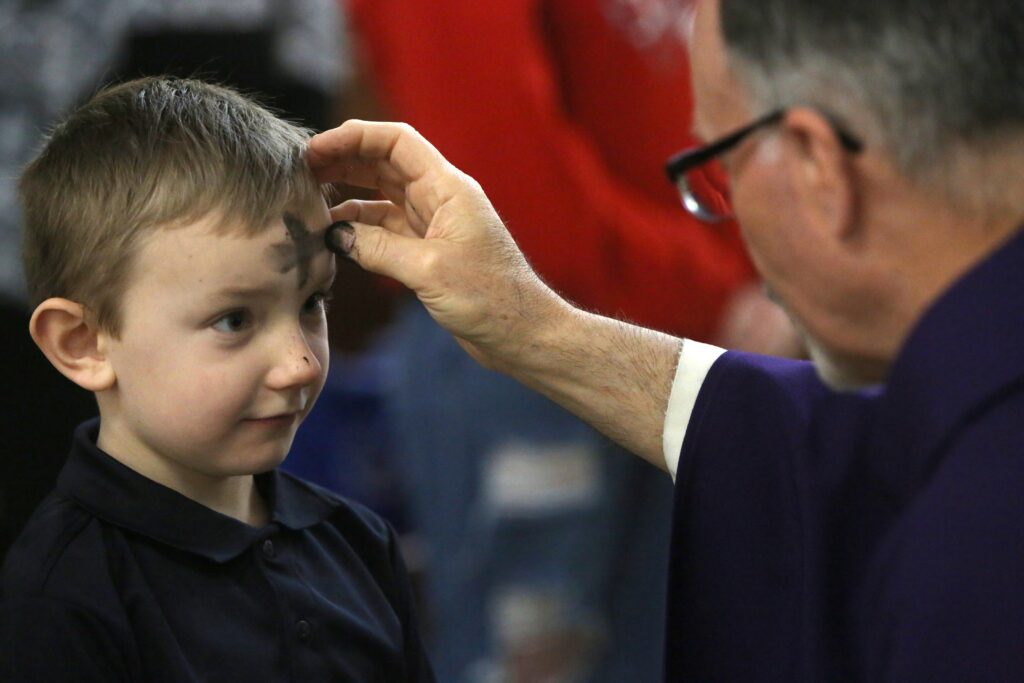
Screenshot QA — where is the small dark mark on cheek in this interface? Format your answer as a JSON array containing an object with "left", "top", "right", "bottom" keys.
[{"left": 303, "top": 356, "right": 310, "bottom": 365}]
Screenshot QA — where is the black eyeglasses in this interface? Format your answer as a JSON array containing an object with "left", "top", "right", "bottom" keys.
[{"left": 664, "top": 108, "right": 864, "bottom": 223}]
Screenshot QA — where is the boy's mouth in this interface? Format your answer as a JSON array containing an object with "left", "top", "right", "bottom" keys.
[{"left": 243, "top": 413, "right": 299, "bottom": 428}]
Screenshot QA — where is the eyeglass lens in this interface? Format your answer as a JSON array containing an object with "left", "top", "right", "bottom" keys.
[{"left": 676, "top": 159, "right": 733, "bottom": 223}]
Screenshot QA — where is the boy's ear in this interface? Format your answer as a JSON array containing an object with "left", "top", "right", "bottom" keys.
[{"left": 29, "top": 298, "right": 116, "bottom": 392}]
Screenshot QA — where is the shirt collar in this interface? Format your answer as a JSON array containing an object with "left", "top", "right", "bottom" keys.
[
  {"left": 57, "top": 419, "right": 340, "bottom": 562},
  {"left": 871, "top": 227, "right": 1024, "bottom": 498}
]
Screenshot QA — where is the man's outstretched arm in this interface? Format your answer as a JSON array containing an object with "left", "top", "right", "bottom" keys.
[{"left": 309, "top": 120, "right": 684, "bottom": 471}]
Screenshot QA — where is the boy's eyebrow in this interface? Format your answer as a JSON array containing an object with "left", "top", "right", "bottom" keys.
[
  {"left": 314, "top": 268, "right": 337, "bottom": 291},
  {"left": 206, "top": 284, "right": 279, "bottom": 302}
]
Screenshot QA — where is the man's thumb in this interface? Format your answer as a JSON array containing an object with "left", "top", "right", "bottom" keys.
[{"left": 327, "top": 221, "right": 421, "bottom": 288}]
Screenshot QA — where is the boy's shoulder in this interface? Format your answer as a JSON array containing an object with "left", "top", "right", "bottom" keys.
[
  {"left": 1, "top": 487, "right": 134, "bottom": 673},
  {"left": 273, "top": 470, "right": 416, "bottom": 610},
  {"left": 2, "top": 438, "right": 407, "bottom": 602},
  {"left": 1, "top": 489, "right": 119, "bottom": 604},
  {"left": 276, "top": 469, "right": 399, "bottom": 557}
]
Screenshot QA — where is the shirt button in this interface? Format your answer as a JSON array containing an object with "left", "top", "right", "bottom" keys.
[
  {"left": 296, "top": 619, "right": 312, "bottom": 643},
  {"left": 261, "top": 539, "right": 275, "bottom": 558}
]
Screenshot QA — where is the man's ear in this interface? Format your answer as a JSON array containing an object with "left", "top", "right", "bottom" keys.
[
  {"left": 781, "top": 107, "right": 860, "bottom": 241},
  {"left": 29, "top": 298, "right": 116, "bottom": 392}
]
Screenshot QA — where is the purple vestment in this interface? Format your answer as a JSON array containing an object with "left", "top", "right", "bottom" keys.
[{"left": 666, "top": 228, "right": 1024, "bottom": 681}]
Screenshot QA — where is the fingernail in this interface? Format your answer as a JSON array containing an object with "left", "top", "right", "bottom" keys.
[{"left": 325, "top": 221, "right": 354, "bottom": 255}]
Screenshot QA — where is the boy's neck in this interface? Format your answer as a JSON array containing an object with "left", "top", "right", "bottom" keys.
[{"left": 96, "top": 422, "right": 270, "bottom": 528}]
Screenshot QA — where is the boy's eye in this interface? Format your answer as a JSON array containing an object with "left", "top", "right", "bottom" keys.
[
  {"left": 303, "top": 291, "right": 333, "bottom": 316},
  {"left": 212, "top": 310, "right": 253, "bottom": 333}
]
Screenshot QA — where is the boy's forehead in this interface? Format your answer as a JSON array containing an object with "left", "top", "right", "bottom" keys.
[
  {"left": 268, "top": 212, "right": 327, "bottom": 289},
  {"left": 137, "top": 211, "right": 333, "bottom": 293}
]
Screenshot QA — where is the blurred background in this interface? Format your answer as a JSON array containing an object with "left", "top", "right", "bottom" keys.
[{"left": 0, "top": 1, "right": 799, "bottom": 681}]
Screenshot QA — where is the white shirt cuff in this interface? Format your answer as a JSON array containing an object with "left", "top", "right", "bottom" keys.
[{"left": 663, "top": 339, "right": 726, "bottom": 480}]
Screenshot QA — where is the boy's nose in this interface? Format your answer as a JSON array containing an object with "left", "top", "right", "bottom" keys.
[{"left": 267, "top": 331, "right": 322, "bottom": 390}]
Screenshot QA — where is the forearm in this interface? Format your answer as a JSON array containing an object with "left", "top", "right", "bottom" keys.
[
  {"left": 489, "top": 297, "right": 682, "bottom": 472},
  {"left": 309, "top": 120, "right": 683, "bottom": 470}
]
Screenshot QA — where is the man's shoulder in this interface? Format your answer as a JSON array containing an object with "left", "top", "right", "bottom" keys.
[
  {"left": 913, "top": 383, "right": 1024, "bottom": 528},
  {"left": 859, "top": 394, "right": 1024, "bottom": 679},
  {"left": 688, "top": 351, "right": 880, "bottom": 461},
  {"left": 885, "top": 384, "right": 1024, "bottom": 561},
  {"left": 949, "top": 380, "right": 1024, "bottom": 456},
  {"left": 705, "top": 351, "right": 878, "bottom": 421}
]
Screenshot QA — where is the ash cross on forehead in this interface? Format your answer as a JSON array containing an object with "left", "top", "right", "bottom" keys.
[{"left": 270, "top": 213, "right": 324, "bottom": 288}]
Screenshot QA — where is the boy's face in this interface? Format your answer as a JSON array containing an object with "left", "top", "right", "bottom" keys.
[{"left": 96, "top": 206, "right": 336, "bottom": 482}]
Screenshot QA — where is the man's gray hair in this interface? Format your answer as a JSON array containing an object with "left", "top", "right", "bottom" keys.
[{"left": 718, "top": 0, "right": 1024, "bottom": 212}]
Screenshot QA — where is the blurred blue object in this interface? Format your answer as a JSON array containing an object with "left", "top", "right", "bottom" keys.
[
  {"left": 283, "top": 349, "right": 408, "bottom": 532},
  {"left": 379, "top": 301, "right": 673, "bottom": 683}
]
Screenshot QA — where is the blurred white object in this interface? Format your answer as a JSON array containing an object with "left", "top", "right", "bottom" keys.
[{"left": 484, "top": 440, "right": 602, "bottom": 517}]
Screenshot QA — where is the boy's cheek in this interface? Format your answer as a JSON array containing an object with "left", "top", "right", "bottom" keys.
[{"left": 152, "top": 360, "right": 249, "bottom": 412}]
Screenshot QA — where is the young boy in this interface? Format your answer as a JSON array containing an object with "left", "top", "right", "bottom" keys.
[{"left": 0, "top": 77, "right": 434, "bottom": 682}]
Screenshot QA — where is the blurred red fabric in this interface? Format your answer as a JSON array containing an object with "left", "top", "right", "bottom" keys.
[{"left": 347, "top": 0, "right": 753, "bottom": 340}]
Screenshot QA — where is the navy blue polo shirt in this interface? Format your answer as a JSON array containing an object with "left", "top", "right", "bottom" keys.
[
  {"left": 0, "top": 419, "right": 435, "bottom": 682},
  {"left": 665, "top": 228, "right": 1024, "bottom": 681}
]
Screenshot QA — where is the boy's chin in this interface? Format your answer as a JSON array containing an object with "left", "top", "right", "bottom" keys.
[
  {"left": 213, "top": 443, "right": 293, "bottom": 477},
  {"left": 246, "top": 448, "right": 292, "bottom": 475}
]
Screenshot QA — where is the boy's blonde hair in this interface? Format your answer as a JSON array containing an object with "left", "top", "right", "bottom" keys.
[{"left": 20, "top": 76, "right": 325, "bottom": 334}]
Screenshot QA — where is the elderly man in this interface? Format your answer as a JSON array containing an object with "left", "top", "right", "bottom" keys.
[{"left": 310, "top": 0, "right": 1024, "bottom": 679}]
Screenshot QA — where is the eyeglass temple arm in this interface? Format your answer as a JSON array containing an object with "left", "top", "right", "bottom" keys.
[
  {"left": 665, "top": 109, "right": 863, "bottom": 182},
  {"left": 664, "top": 110, "right": 785, "bottom": 181}
]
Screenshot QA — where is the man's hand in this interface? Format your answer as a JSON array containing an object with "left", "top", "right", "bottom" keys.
[
  {"left": 308, "top": 120, "right": 565, "bottom": 371},
  {"left": 308, "top": 120, "right": 683, "bottom": 471}
]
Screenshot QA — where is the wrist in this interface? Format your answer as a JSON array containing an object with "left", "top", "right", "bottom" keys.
[{"left": 481, "top": 279, "right": 578, "bottom": 376}]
